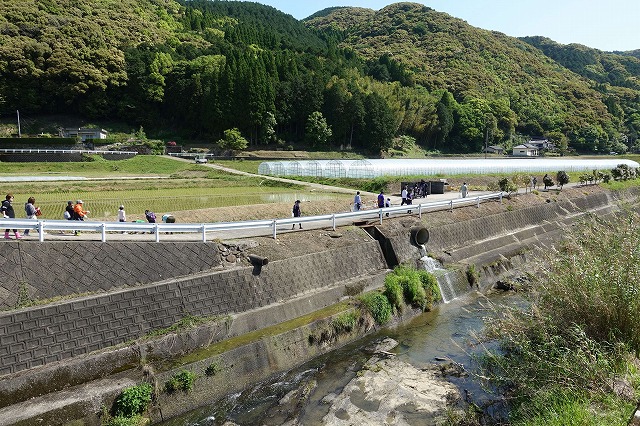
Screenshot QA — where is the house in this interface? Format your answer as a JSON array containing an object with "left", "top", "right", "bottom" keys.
[
  {"left": 483, "top": 145, "right": 504, "bottom": 155},
  {"left": 527, "top": 138, "right": 555, "bottom": 151},
  {"left": 512, "top": 144, "right": 539, "bottom": 157},
  {"left": 60, "top": 128, "right": 108, "bottom": 141}
]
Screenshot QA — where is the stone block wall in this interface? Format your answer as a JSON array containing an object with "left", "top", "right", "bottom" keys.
[
  {"left": 427, "top": 193, "right": 613, "bottom": 254},
  {"left": 0, "top": 242, "right": 222, "bottom": 310},
  {"left": 390, "top": 192, "right": 617, "bottom": 265},
  {"left": 0, "top": 241, "right": 386, "bottom": 376}
]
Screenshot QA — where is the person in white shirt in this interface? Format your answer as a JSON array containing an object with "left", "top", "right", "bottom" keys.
[
  {"left": 353, "top": 191, "right": 362, "bottom": 211},
  {"left": 117, "top": 205, "right": 126, "bottom": 222},
  {"left": 401, "top": 187, "right": 408, "bottom": 206},
  {"left": 460, "top": 183, "right": 468, "bottom": 198}
]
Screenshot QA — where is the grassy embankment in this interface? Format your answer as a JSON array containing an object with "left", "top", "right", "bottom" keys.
[{"left": 451, "top": 211, "right": 640, "bottom": 426}]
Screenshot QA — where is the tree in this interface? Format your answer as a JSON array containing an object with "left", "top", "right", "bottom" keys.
[
  {"left": 392, "top": 135, "right": 416, "bottom": 152},
  {"left": 556, "top": 171, "right": 570, "bottom": 189},
  {"left": 434, "top": 91, "right": 455, "bottom": 149},
  {"left": 217, "top": 128, "right": 248, "bottom": 151},
  {"left": 305, "top": 111, "right": 332, "bottom": 149},
  {"left": 363, "top": 92, "right": 396, "bottom": 153},
  {"left": 498, "top": 177, "right": 518, "bottom": 194}
]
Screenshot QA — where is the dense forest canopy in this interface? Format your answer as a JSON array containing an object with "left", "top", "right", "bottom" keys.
[{"left": 0, "top": 0, "right": 639, "bottom": 154}]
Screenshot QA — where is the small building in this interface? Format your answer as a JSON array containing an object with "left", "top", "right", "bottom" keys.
[
  {"left": 483, "top": 145, "right": 504, "bottom": 155},
  {"left": 527, "top": 138, "right": 555, "bottom": 151},
  {"left": 512, "top": 144, "right": 539, "bottom": 157},
  {"left": 60, "top": 128, "right": 108, "bottom": 142}
]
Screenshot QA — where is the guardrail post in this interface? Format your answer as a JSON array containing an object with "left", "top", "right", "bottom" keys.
[
  {"left": 477, "top": 196, "right": 480, "bottom": 208},
  {"left": 450, "top": 200, "right": 453, "bottom": 212},
  {"left": 155, "top": 224, "right": 160, "bottom": 242},
  {"left": 379, "top": 209, "right": 383, "bottom": 225},
  {"left": 500, "top": 192, "right": 503, "bottom": 202},
  {"left": 38, "top": 222, "right": 45, "bottom": 242},
  {"left": 418, "top": 204, "right": 422, "bottom": 219},
  {"left": 202, "top": 225, "right": 207, "bottom": 243},
  {"left": 101, "top": 223, "right": 106, "bottom": 242},
  {"left": 332, "top": 214, "right": 336, "bottom": 231},
  {"left": 272, "top": 220, "right": 277, "bottom": 239}
]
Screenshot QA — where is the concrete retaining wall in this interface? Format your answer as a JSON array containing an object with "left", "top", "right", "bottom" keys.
[
  {"left": 0, "top": 242, "right": 222, "bottom": 310},
  {"left": 0, "top": 241, "right": 386, "bottom": 377},
  {"left": 388, "top": 191, "right": 618, "bottom": 265}
]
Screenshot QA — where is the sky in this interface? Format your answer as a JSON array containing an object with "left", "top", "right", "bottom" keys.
[{"left": 250, "top": 0, "right": 639, "bottom": 52}]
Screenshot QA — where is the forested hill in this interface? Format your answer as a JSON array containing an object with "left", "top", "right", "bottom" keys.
[
  {"left": 1, "top": 1, "right": 639, "bottom": 155},
  {"left": 305, "top": 2, "right": 640, "bottom": 153}
]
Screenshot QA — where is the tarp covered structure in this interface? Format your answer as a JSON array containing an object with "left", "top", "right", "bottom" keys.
[{"left": 257, "top": 158, "right": 640, "bottom": 178}]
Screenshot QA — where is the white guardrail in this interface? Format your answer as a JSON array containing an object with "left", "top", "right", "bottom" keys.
[{"left": 0, "top": 192, "right": 504, "bottom": 242}]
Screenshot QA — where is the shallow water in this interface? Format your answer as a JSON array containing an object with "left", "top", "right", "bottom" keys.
[{"left": 158, "top": 291, "right": 517, "bottom": 426}]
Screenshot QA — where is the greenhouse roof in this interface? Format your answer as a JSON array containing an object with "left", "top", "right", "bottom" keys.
[{"left": 257, "top": 158, "right": 640, "bottom": 178}]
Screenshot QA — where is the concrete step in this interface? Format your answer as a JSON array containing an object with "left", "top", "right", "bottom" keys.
[{"left": 0, "top": 377, "right": 135, "bottom": 426}]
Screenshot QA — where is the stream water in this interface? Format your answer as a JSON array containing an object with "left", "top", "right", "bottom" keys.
[{"left": 159, "top": 260, "right": 515, "bottom": 426}]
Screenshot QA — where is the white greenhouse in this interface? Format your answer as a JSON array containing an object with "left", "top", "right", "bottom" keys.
[{"left": 257, "top": 158, "right": 640, "bottom": 178}]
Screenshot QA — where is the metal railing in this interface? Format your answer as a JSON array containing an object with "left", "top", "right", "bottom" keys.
[{"left": 0, "top": 192, "right": 504, "bottom": 242}]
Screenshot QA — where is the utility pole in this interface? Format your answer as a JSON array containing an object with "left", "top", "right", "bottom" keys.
[
  {"left": 16, "top": 110, "right": 21, "bottom": 138},
  {"left": 484, "top": 126, "right": 488, "bottom": 159}
]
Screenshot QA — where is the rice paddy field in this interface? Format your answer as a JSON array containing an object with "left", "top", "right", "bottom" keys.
[{"left": 0, "top": 156, "right": 350, "bottom": 221}]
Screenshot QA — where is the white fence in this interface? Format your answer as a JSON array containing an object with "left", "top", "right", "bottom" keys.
[
  {"left": 0, "top": 193, "right": 504, "bottom": 242},
  {"left": 0, "top": 149, "right": 137, "bottom": 155}
]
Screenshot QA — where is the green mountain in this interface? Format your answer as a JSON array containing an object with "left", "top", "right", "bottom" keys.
[
  {"left": 305, "top": 2, "right": 640, "bottom": 153},
  {"left": 1, "top": 0, "right": 638, "bottom": 154}
]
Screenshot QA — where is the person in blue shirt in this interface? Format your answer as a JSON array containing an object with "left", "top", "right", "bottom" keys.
[{"left": 377, "top": 191, "right": 385, "bottom": 208}]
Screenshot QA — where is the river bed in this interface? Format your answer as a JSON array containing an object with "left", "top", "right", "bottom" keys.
[{"left": 158, "top": 290, "right": 517, "bottom": 426}]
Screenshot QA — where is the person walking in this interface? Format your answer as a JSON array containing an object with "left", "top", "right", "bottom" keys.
[
  {"left": 73, "top": 200, "right": 89, "bottom": 235},
  {"left": 1, "top": 194, "right": 21, "bottom": 239},
  {"left": 73, "top": 200, "right": 89, "bottom": 221},
  {"left": 292, "top": 200, "right": 302, "bottom": 229},
  {"left": 460, "top": 182, "right": 468, "bottom": 198},
  {"left": 145, "top": 210, "right": 156, "bottom": 223},
  {"left": 64, "top": 201, "right": 74, "bottom": 220},
  {"left": 377, "top": 191, "right": 385, "bottom": 208},
  {"left": 401, "top": 186, "right": 408, "bottom": 206},
  {"left": 118, "top": 205, "right": 126, "bottom": 222},
  {"left": 353, "top": 191, "right": 362, "bottom": 211},
  {"left": 118, "top": 205, "right": 127, "bottom": 234},
  {"left": 24, "top": 196, "right": 40, "bottom": 236}
]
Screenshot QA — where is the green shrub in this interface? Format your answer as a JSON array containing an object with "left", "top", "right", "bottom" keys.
[
  {"left": 465, "top": 264, "right": 479, "bottom": 287},
  {"left": 417, "top": 270, "right": 441, "bottom": 310},
  {"left": 402, "top": 274, "right": 427, "bottom": 310},
  {"left": 383, "top": 274, "right": 405, "bottom": 313},
  {"left": 113, "top": 383, "right": 153, "bottom": 418},
  {"left": 104, "top": 415, "right": 145, "bottom": 426},
  {"left": 331, "top": 310, "right": 359, "bottom": 334},
  {"left": 164, "top": 370, "right": 197, "bottom": 393},
  {"left": 358, "top": 292, "right": 392, "bottom": 325},
  {"left": 204, "top": 363, "right": 220, "bottom": 376},
  {"left": 393, "top": 265, "right": 427, "bottom": 310}
]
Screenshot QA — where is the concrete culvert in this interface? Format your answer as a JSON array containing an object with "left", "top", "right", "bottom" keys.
[{"left": 410, "top": 227, "right": 429, "bottom": 246}]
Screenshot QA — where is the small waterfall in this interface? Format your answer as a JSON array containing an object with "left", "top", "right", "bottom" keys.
[{"left": 420, "top": 256, "right": 469, "bottom": 303}]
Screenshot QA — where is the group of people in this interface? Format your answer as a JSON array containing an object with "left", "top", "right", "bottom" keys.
[
  {"left": 0, "top": 193, "right": 164, "bottom": 239},
  {"left": 1, "top": 193, "right": 42, "bottom": 239},
  {"left": 351, "top": 190, "right": 391, "bottom": 211}
]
